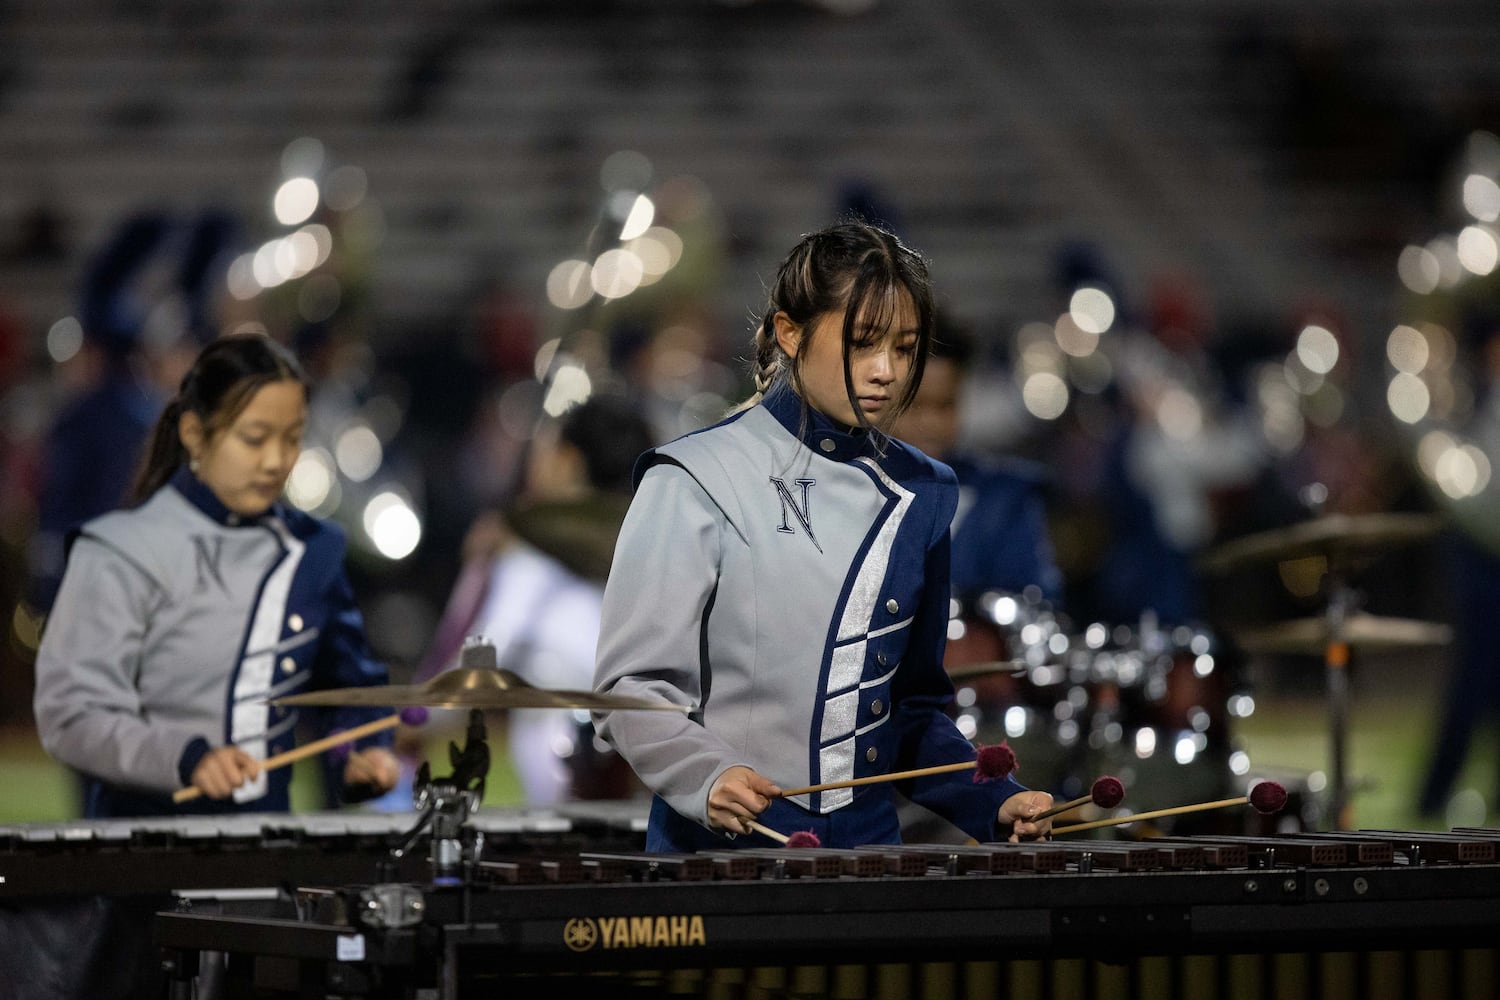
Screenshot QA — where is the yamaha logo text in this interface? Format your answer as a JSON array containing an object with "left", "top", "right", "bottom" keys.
[{"left": 564, "top": 915, "right": 707, "bottom": 952}]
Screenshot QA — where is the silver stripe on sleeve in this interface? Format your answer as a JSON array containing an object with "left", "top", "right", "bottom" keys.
[
  {"left": 226, "top": 710, "right": 300, "bottom": 746},
  {"left": 245, "top": 627, "right": 321, "bottom": 659},
  {"left": 236, "top": 670, "right": 311, "bottom": 705}
]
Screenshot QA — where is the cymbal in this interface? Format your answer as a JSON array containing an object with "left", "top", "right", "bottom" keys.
[
  {"left": 1200, "top": 512, "right": 1444, "bottom": 574},
  {"left": 272, "top": 667, "right": 691, "bottom": 712},
  {"left": 1234, "top": 613, "right": 1452, "bottom": 656}
]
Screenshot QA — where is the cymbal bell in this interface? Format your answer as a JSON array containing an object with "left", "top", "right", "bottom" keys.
[
  {"left": 1200, "top": 512, "right": 1444, "bottom": 574},
  {"left": 272, "top": 667, "right": 691, "bottom": 712},
  {"left": 1234, "top": 613, "right": 1452, "bottom": 656}
]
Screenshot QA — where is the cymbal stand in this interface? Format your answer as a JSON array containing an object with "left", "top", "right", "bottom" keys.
[
  {"left": 1322, "top": 568, "right": 1357, "bottom": 830},
  {"left": 391, "top": 709, "right": 490, "bottom": 894}
]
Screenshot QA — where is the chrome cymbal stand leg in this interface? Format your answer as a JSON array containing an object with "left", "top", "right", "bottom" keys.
[{"left": 1324, "top": 572, "right": 1354, "bottom": 830}]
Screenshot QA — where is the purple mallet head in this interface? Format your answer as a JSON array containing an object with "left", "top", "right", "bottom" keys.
[
  {"left": 1091, "top": 775, "right": 1125, "bottom": 809},
  {"left": 973, "top": 742, "right": 1018, "bottom": 783},
  {"left": 1249, "top": 780, "right": 1288, "bottom": 814}
]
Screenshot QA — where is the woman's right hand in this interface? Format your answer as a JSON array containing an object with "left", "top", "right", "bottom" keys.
[
  {"left": 707, "top": 765, "right": 781, "bottom": 834},
  {"left": 190, "top": 745, "right": 261, "bottom": 799}
]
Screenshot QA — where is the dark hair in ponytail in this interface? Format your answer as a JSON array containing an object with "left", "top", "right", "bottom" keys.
[
  {"left": 746, "top": 220, "right": 934, "bottom": 433},
  {"left": 130, "top": 333, "right": 309, "bottom": 503}
]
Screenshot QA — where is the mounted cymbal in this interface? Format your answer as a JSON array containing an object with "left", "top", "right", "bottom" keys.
[
  {"left": 1234, "top": 613, "right": 1452, "bottom": 656},
  {"left": 1200, "top": 512, "right": 1444, "bottom": 574},
  {"left": 272, "top": 667, "right": 691, "bottom": 712}
]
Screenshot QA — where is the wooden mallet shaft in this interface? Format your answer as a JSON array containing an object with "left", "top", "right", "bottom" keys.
[
  {"left": 776, "top": 744, "right": 1018, "bottom": 798},
  {"left": 172, "top": 712, "right": 402, "bottom": 804},
  {"left": 745, "top": 819, "right": 790, "bottom": 845},
  {"left": 776, "top": 760, "right": 977, "bottom": 798},
  {"left": 1051, "top": 795, "right": 1254, "bottom": 835},
  {"left": 1032, "top": 793, "right": 1094, "bottom": 823}
]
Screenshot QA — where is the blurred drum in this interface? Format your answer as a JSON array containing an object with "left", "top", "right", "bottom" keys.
[
  {"left": 943, "top": 588, "right": 1088, "bottom": 799},
  {"left": 564, "top": 716, "right": 644, "bottom": 801},
  {"left": 1076, "top": 618, "right": 1238, "bottom": 830},
  {"left": 944, "top": 597, "right": 1239, "bottom": 815},
  {"left": 1103, "top": 619, "right": 1231, "bottom": 752}
]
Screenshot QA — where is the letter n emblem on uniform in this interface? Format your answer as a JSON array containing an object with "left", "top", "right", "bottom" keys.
[
  {"left": 770, "top": 477, "right": 821, "bottom": 553},
  {"left": 192, "top": 535, "right": 230, "bottom": 594}
]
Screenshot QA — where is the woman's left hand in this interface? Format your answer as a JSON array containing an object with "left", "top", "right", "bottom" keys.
[
  {"left": 344, "top": 746, "right": 402, "bottom": 794},
  {"left": 998, "top": 789, "right": 1054, "bottom": 842}
]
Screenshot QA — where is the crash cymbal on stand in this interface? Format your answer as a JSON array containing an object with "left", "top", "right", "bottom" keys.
[
  {"left": 272, "top": 667, "right": 691, "bottom": 712},
  {"left": 1234, "top": 613, "right": 1452, "bottom": 656},
  {"left": 1200, "top": 512, "right": 1444, "bottom": 574}
]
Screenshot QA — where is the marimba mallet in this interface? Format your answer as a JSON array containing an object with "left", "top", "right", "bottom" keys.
[
  {"left": 776, "top": 742, "right": 1017, "bottom": 798},
  {"left": 1050, "top": 780, "right": 1288, "bottom": 836},
  {"left": 1031, "top": 775, "right": 1125, "bottom": 823},
  {"left": 746, "top": 820, "right": 822, "bottom": 848},
  {"left": 172, "top": 707, "right": 428, "bottom": 804}
]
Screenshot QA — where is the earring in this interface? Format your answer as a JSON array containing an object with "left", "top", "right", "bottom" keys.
[{"left": 190, "top": 456, "right": 201, "bottom": 473}]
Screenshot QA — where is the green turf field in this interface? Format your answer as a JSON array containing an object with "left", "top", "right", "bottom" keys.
[{"left": 2, "top": 658, "right": 1493, "bottom": 831}]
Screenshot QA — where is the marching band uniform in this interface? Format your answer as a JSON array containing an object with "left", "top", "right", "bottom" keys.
[
  {"left": 33, "top": 467, "right": 392, "bottom": 818},
  {"left": 594, "top": 384, "right": 1028, "bottom": 851}
]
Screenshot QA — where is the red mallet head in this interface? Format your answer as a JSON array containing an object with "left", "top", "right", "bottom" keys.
[
  {"left": 1091, "top": 775, "right": 1125, "bottom": 809},
  {"left": 400, "top": 706, "right": 430, "bottom": 727},
  {"left": 972, "top": 741, "right": 1018, "bottom": 783},
  {"left": 785, "top": 830, "right": 822, "bottom": 849},
  {"left": 1248, "top": 780, "right": 1288, "bottom": 814}
]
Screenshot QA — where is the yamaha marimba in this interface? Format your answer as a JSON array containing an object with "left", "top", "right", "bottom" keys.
[
  {"left": 147, "top": 828, "right": 1500, "bottom": 1000},
  {"left": 0, "top": 804, "right": 647, "bottom": 899},
  {"left": 0, "top": 805, "right": 648, "bottom": 1000}
]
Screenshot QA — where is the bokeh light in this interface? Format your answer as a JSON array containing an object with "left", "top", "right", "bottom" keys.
[
  {"left": 1397, "top": 244, "right": 1441, "bottom": 295},
  {"left": 1462, "top": 173, "right": 1500, "bottom": 222},
  {"left": 546, "top": 260, "right": 593, "bottom": 310},
  {"left": 1021, "top": 371, "right": 1069, "bottom": 421},
  {"left": 1295, "top": 324, "right": 1340, "bottom": 375},
  {"left": 1387, "top": 371, "right": 1430, "bottom": 424},
  {"left": 273, "top": 177, "right": 320, "bottom": 227},
  {"left": 363, "top": 491, "right": 422, "bottom": 560},
  {"left": 334, "top": 424, "right": 383, "bottom": 483},
  {"left": 285, "top": 448, "right": 339, "bottom": 516},
  {"left": 1068, "top": 286, "right": 1116, "bottom": 335},
  {"left": 46, "top": 316, "right": 83, "bottom": 364},
  {"left": 1456, "top": 225, "right": 1498, "bottom": 276},
  {"left": 1385, "top": 325, "right": 1429, "bottom": 373}
]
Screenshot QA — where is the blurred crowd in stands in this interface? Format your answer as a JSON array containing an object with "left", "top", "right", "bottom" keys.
[{"left": 1, "top": 0, "right": 1499, "bottom": 819}]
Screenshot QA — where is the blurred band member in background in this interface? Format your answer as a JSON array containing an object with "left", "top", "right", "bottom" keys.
[{"left": 33, "top": 332, "right": 399, "bottom": 818}]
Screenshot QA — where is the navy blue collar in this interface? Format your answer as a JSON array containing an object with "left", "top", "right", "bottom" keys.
[
  {"left": 761, "top": 382, "right": 888, "bottom": 464},
  {"left": 168, "top": 465, "right": 279, "bottom": 528}
]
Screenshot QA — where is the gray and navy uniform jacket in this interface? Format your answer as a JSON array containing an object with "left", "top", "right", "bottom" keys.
[
  {"left": 594, "top": 383, "right": 1028, "bottom": 852},
  {"left": 33, "top": 467, "right": 393, "bottom": 818}
]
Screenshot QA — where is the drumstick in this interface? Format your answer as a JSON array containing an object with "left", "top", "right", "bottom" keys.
[
  {"left": 172, "top": 708, "right": 425, "bottom": 804},
  {"left": 1050, "top": 781, "right": 1288, "bottom": 836},
  {"left": 1031, "top": 775, "right": 1125, "bottom": 823},
  {"left": 776, "top": 742, "right": 1016, "bottom": 798},
  {"left": 745, "top": 819, "right": 821, "bottom": 848}
]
